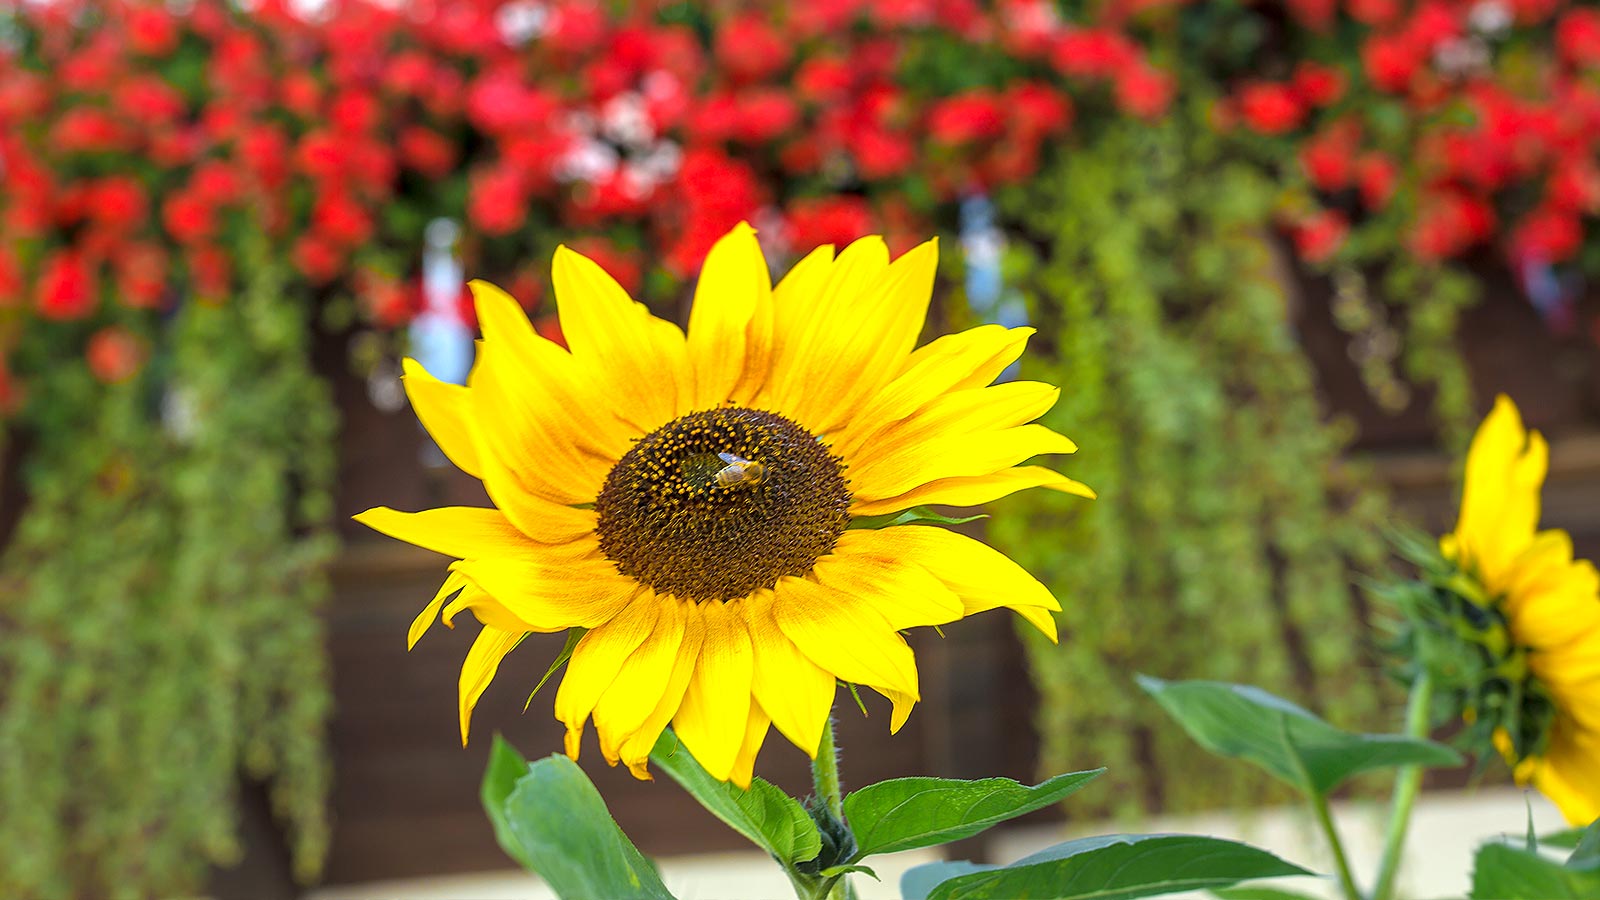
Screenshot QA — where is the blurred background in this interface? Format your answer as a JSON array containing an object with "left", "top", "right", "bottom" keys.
[{"left": 2, "top": 1, "right": 1599, "bottom": 898}]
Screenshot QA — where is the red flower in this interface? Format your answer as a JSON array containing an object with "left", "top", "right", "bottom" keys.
[
  {"left": 1113, "top": 64, "right": 1175, "bottom": 120},
  {"left": 1237, "top": 82, "right": 1305, "bottom": 134},
  {"left": 86, "top": 327, "right": 147, "bottom": 385},
  {"left": 796, "top": 56, "right": 854, "bottom": 103},
  {"left": 848, "top": 127, "right": 916, "bottom": 180},
  {"left": 1293, "top": 210, "right": 1349, "bottom": 263},
  {"left": 715, "top": 14, "right": 790, "bottom": 82},
  {"left": 51, "top": 108, "right": 129, "bottom": 154},
  {"left": 1286, "top": 0, "right": 1336, "bottom": 31},
  {"left": 114, "top": 242, "right": 168, "bottom": 310},
  {"left": 162, "top": 191, "right": 215, "bottom": 245},
  {"left": 331, "top": 90, "right": 381, "bottom": 135},
  {"left": 400, "top": 126, "right": 458, "bottom": 179},
  {"left": 928, "top": 92, "right": 1007, "bottom": 145},
  {"left": 1511, "top": 207, "right": 1583, "bottom": 263},
  {"left": 1348, "top": 0, "right": 1402, "bottom": 26},
  {"left": 312, "top": 193, "right": 374, "bottom": 246},
  {"left": 1292, "top": 62, "right": 1345, "bottom": 107},
  {"left": 189, "top": 246, "right": 232, "bottom": 298},
  {"left": 1409, "top": 191, "right": 1496, "bottom": 260},
  {"left": 1008, "top": 82, "right": 1073, "bottom": 137},
  {"left": 466, "top": 72, "right": 552, "bottom": 135},
  {"left": 90, "top": 177, "right": 148, "bottom": 233},
  {"left": 36, "top": 251, "right": 96, "bottom": 321},
  {"left": 1356, "top": 153, "right": 1400, "bottom": 209},
  {"left": 114, "top": 77, "right": 186, "bottom": 125},
  {"left": 292, "top": 235, "right": 343, "bottom": 285},
  {"left": 1300, "top": 126, "right": 1358, "bottom": 191},
  {"left": 1362, "top": 33, "right": 1422, "bottom": 93},
  {"left": 1558, "top": 9, "right": 1600, "bottom": 67},
  {"left": 468, "top": 165, "right": 529, "bottom": 236},
  {"left": 787, "top": 196, "right": 873, "bottom": 250},
  {"left": 1052, "top": 28, "right": 1138, "bottom": 79},
  {"left": 734, "top": 90, "right": 800, "bottom": 143},
  {"left": 126, "top": 6, "right": 179, "bottom": 57}
]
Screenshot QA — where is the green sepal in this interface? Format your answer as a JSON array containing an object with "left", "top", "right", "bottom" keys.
[
  {"left": 525, "top": 628, "right": 585, "bottom": 712},
  {"left": 844, "top": 681, "right": 869, "bottom": 717},
  {"left": 902, "top": 834, "right": 1312, "bottom": 900},
  {"left": 648, "top": 729, "right": 822, "bottom": 868},
  {"left": 844, "top": 770, "right": 1103, "bottom": 859},
  {"left": 850, "top": 508, "right": 988, "bottom": 530}
]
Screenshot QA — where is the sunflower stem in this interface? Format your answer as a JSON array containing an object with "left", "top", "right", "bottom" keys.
[
  {"left": 1309, "top": 789, "right": 1362, "bottom": 900},
  {"left": 813, "top": 715, "right": 844, "bottom": 820},
  {"left": 1370, "top": 671, "right": 1434, "bottom": 900}
]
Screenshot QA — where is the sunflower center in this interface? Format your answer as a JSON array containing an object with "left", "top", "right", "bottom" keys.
[{"left": 594, "top": 407, "right": 852, "bottom": 602}]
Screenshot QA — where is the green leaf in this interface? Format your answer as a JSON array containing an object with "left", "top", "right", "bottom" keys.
[
  {"left": 844, "top": 769, "right": 1104, "bottom": 858},
  {"left": 918, "top": 834, "right": 1312, "bottom": 900},
  {"left": 1138, "top": 676, "right": 1461, "bottom": 795},
  {"left": 1470, "top": 842, "right": 1600, "bottom": 898},
  {"left": 499, "top": 753, "right": 675, "bottom": 899},
  {"left": 902, "top": 862, "right": 997, "bottom": 900},
  {"left": 481, "top": 735, "right": 536, "bottom": 870},
  {"left": 1538, "top": 827, "right": 1588, "bottom": 850},
  {"left": 649, "top": 729, "right": 822, "bottom": 867},
  {"left": 851, "top": 508, "right": 987, "bottom": 530},
  {"left": 1210, "top": 888, "right": 1325, "bottom": 900},
  {"left": 820, "top": 864, "right": 879, "bottom": 880},
  {"left": 1569, "top": 817, "right": 1600, "bottom": 867},
  {"left": 525, "top": 629, "right": 584, "bottom": 711}
]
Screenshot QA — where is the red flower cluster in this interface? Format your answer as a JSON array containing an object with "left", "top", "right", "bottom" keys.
[{"left": 1271, "top": 0, "right": 1600, "bottom": 266}]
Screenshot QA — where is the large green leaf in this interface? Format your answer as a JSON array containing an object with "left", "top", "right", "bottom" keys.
[
  {"left": 498, "top": 753, "right": 676, "bottom": 899},
  {"left": 845, "top": 769, "right": 1104, "bottom": 858},
  {"left": 649, "top": 729, "right": 821, "bottom": 867},
  {"left": 481, "top": 735, "right": 537, "bottom": 870},
  {"left": 905, "top": 834, "right": 1312, "bottom": 900},
  {"left": 1138, "top": 676, "right": 1461, "bottom": 795},
  {"left": 1471, "top": 842, "right": 1600, "bottom": 898}
]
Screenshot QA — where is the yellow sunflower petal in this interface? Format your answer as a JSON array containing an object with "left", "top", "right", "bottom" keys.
[
  {"left": 452, "top": 552, "right": 635, "bottom": 632},
  {"left": 851, "top": 423, "right": 1078, "bottom": 503},
  {"left": 728, "top": 703, "right": 772, "bottom": 790},
  {"left": 470, "top": 280, "right": 636, "bottom": 460},
  {"left": 1452, "top": 394, "right": 1547, "bottom": 591},
  {"left": 813, "top": 532, "right": 965, "bottom": 630},
  {"left": 459, "top": 625, "right": 525, "bottom": 745},
  {"left": 401, "top": 358, "right": 482, "bottom": 478},
  {"left": 470, "top": 338, "right": 611, "bottom": 507},
  {"left": 618, "top": 601, "right": 707, "bottom": 779},
  {"left": 552, "top": 244, "right": 689, "bottom": 431},
  {"left": 863, "top": 324, "right": 1034, "bottom": 421},
  {"left": 594, "top": 596, "right": 687, "bottom": 765},
  {"left": 844, "top": 381, "right": 1061, "bottom": 463},
  {"left": 687, "top": 223, "right": 772, "bottom": 410},
  {"left": 773, "top": 576, "right": 919, "bottom": 700},
  {"left": 554, "top": 593, "right": 660, "bottom": 760},
  {"left": 1504, "top": 531, "right": 1600, "bottom": 652},
  {"left": 1529, "top": 723, "right": 1600, "bottom": 825},
  {"left": 871, "top": 525, "right": 1062, "bottom": 638},
  {"left": 409, "top": 569, "right": 468, "bottom": 650},
  {"left": 850, "top": 466, "right": 1095, "bottom": 516},
  {"left": 744, "top": 590, "right": 836, "bottom": 758},
  {"left": 672, "top": 600, "right": 755, "bottom": 781},
  {"left": 353, "top": 505, "right": 593, "bottom": 556},
  {"left": 870, "top": 685, "right": 919, "bottom": 734}
]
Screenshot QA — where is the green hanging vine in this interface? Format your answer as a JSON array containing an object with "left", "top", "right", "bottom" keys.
[
  {"left": 986, "top": 105, "right": 1403, "bottom": 816},
  {"left": 0, "top": 248, "right": 334, "bottom": 899}
]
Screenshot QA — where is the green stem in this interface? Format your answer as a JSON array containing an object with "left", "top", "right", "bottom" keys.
[
  {"left": 1370, "top": 672, "right": 1434, "bottom": 900},
  {"left": 813, "top": 715, "right": 843, "bottom": 819},
  {"left": 808, "top": 717, "right": 857, "bottom": 900},
  {"left": 1309, "top": 789, "right": 1362, "bottom": 900}
]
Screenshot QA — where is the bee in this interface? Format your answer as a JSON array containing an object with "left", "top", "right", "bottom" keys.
[{"left": 713, "top": 452, "right": 766, "bottom": 488}]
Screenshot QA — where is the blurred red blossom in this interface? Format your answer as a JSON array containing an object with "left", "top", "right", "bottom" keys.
[{"left": 86, "top": 327, "right": 147, "bottom": 384}]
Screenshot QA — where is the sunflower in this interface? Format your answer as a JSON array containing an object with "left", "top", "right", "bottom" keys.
[
  {"left": 1441, "top": 395, "right": 1600, "bottom": 824},
  {"left": 356, "top": 224, "right": 1091, "bottom": 787}
]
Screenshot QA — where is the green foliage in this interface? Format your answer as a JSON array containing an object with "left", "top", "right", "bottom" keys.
[
  {"left": 648, "top": 729, "right": 822, "bottom": 868},
  {"left": 843, "top": 769, "right": 1103, "bottom": 857},
  {"left": 0, "top": 250, "right": 334, "bottom": 898},
  {"left": 482, "top": 741, "right": 674, "bottom": 900},
  {"left": 991, "top": 105, "right": 1395, "bottom": 818},
  {"left": 900, "top": 834, "right": 1313, "bottom": 900},
  {"left": 1137, "top": 677, "right": 1459, "bottom": 795},
  {"left": 1470, "top": 841, "right": 1600, "bottom": 899}
]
